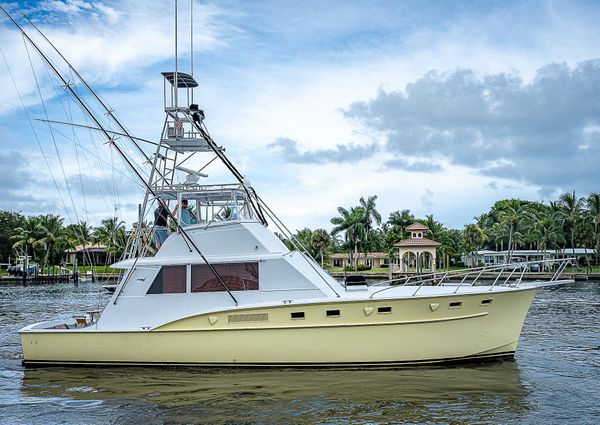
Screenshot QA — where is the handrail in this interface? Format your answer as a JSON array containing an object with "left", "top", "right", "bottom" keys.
[
  {"left": 370, "top": 257, "right": 575, "bottom": 299},
  {"left": 454, "top": 267, "right": 486, "bottom": 294},
  {"left": 551, "top": 259, "right": 570, "bottom": 281}
]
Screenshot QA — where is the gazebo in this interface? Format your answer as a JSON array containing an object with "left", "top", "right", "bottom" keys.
[{"left": 395, "top": 223, "right": 441, "bottom": 273}]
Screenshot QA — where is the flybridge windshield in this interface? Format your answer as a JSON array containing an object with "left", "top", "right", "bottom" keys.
[{"left": 154, "top": 185, "right": 258, "bottom": 224}]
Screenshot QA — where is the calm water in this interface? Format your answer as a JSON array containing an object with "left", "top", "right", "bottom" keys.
[{"left": 0, "top": 281, "right": 599, "bottom": 424}]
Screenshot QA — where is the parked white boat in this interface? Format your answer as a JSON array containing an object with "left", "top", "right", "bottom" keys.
[{"left": 4, "top": 3, "right": 573, "bottom": 368}]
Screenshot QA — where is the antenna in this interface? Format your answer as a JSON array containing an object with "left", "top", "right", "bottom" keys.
[
  {"left": 190, "top": 0, "right": 194, "bottom": 104},
  {"left": 174, "top": 0, "right": 178, "bottom": 108}
]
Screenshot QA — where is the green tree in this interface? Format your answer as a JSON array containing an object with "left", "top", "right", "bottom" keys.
[
  {"left": 388, "top": 209, "right": 415, "bottom": 237},
  {"left": 462, "top": 223, "right": 486, "bottom": 267},
  {"left": 311, "top": 228, "right": 331, "bottom": 267},
  {"left": 294, "top": 228, "right": 316, "bottom": 258},
  {"left": 531, "top": 212, "right": 564, "bottom": 270},
  {"left": 0, "top": 211, "right": 26, "bottom": 262},
  {"left": 11, "top": 216, "right": 41, "bottom": 260},
  {"left": 359, "top": 195, "right": 382, "bottom": 262},
  {"left": 497, "top": 200, "right": 533, "bottom": 261},
  {"left": 32, "top": 215, "right": 67, "bottom": 271},
  {"left": 587, "top": 193, "right": 600, "bottom": 265},
  {"left": 93, "top": 217, "right": 127, "bottom": 265},
  {"left": 559, "top": 191, "right": 585, "bottom": 263},
  {"left": 331, "top": 206, "right": 366, "bottom": 271}
]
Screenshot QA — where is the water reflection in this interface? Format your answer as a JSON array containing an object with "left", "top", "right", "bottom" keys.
[
  {"left": 5, "top": 282, "right": 600, "bottom": 424},
  {"left": 18, "top": 362, "right": 528, "bottom": 424}
]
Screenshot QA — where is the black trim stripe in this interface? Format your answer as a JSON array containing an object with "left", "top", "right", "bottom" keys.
[{"left": 23, "top": 351, "right": 515, "bottom": 369}]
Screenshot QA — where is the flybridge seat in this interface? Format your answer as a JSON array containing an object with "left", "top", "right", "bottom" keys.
[{"left": 344, "top": 275, "right": 368, "bottom": 289}]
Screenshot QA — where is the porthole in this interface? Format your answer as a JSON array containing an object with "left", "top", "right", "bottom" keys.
[
  {"left": 481, "top": 299, "right": 493, "bottom": 306},
  {"left": 291, "top": 311, "right": 305, "bottom": 319},
  {"left": 326, "top": 309, "right": 340, "bottom": 317},
  {"left": 377, "top": 306, "right": 392, "bottom": 314},
  {"left": 449, "top": 301, "right": 462, "bottom": 309}
]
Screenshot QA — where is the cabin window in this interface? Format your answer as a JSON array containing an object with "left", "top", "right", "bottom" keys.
[
  {"left": 378, "top": 306, "right": 392, "bottom": 314},
  {"left": 291, "top": 312, "right": 305, "bottom": 319},
  {"left": 326, "top": 309, "right": 340, "bottom": 317},
  {"left": 191, "top": 262, "right": 259, "bottom": 292},
  {"left": 448, "top": 301, "right": 462, "bottom": 309},
  {"left": 147, "top": 266, "right": 186, "bottom": 294},
  {"left": 481, "top": 298, "right": 493, "bottom": 305}
]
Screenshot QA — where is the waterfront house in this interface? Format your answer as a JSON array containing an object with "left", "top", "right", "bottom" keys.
[
  {"left": 463, "top": 248, "right": 596, "bottom": 267},
  {"left": 65, "top": 244, "right": 108, "bottom": 266},
  {"left": 330, "top": 252, "right": 390, "bottom": 268}
]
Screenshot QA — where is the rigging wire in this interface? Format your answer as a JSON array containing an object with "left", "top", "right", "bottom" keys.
[
  {"left": 29, "top": 41, "right": 107, "bottom": 273},
  {"left": 17, "top": 10, "right": 165, "bottom": 181},
  {"left": 0, "top": 47, "right": 72, "bottom": 223},
  {"left": 23, "top": 36, "right": 77, "bottom": 224}
]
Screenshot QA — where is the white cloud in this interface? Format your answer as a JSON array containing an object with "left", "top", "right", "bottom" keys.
[{"left": 1, "top": 0, "right": 600, "bottom": 230}]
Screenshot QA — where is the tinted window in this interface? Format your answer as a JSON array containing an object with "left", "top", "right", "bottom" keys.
[
  {"left": 147, "top": 266, "right": 186, "bottom": 294},
  {"left": 191, "top": 262, "right": 259, "bottom": 292}
]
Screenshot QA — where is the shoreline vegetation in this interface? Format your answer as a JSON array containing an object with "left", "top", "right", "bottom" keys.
[{"left": 0, "top": 191, "right": 598, "bottom": 275}]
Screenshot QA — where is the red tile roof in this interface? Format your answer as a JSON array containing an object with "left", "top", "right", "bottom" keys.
[
  {"left": 395, "top": 237, "right": 441, "bottom": 247},
  {"left": 406, "top": 222, "right": 429, "bottom": 231}
]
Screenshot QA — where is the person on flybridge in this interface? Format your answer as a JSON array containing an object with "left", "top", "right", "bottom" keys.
[
  {"left": 153, "top": 204, "right": 170, "bottom": 249},
  {"left": 173, "top": 199, "right": 198, "bottom": 227}
]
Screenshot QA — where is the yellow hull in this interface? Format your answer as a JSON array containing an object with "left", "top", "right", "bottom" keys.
[{"left": 21, "top": 288, "right": 537, "bottom": 367}]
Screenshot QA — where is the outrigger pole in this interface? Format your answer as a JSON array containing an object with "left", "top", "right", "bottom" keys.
[
  {"left": 0, "top": 6, "right": 239, "bottom": 306},
  {"left": 16, "top": 10, "right": 164, "bottom": 179}
]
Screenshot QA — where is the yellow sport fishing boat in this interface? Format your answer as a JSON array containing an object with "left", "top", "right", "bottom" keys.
[{"left": 4, "top": 3, "right": 572, "bottom": 368}]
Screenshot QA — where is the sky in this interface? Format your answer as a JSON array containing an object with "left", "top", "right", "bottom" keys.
[{"left": 0, "top": 0, "right": 599, "bottom": 232}]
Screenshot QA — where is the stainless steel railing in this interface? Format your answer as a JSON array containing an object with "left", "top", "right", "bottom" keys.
[{"left": 369, "top": 257, "right": 575, "bottom": 299}]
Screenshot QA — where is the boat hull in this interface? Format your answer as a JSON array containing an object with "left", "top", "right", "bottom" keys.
[{"left": 20, "top": 288, "right": 537, "bottom": 367}]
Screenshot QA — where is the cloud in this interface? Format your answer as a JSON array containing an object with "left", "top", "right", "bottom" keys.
[
  {"left": 267, "top": 137, "right": 377, "bottom": 164},
  {"left": 345, "top": 60, "right": 600, "bottom": 192},
  {"left": 0, "top": 149, "right": 60, "bottom": 213},
  {"left": 40, "top": 0, "right": 93, "bottom": 15},
  {"left": 383, "top": 158, "right": 442, "bottom": 172},
  {"left": 420, "top": 188, "right": 434, "bottom": 210},
  {"left": 65, "top": 173, "right": 141, "bottom": 199}
]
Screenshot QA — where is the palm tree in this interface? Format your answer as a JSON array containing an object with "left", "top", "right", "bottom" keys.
[
  {"left": 462, "top": 224, "right": 486, "bottom": 267},
  {"left": 359, "top": 195, "right": 382, "bottom": 263},
  {"left": 388, "top": 209, "right": 415, "bottom": 237},
  {"left": 311, "top": 229, "right": 331, "bottom": 267},
  {"left": 425, "top": 214, "right": 444, "bottom": 239},
  {"left": 559, "top": 191, "right": 585, "bottom": 265},
  {"left": 497, "top": 200, "right": 533, "bottom": 262},
  {"left": 331, "top": 206, "right": 366, "bottom": 271},
  {"left": 587, "top": 193, "right": 600, "bottom": 265},
  {"left": 294, "top": 228, "right": 316, "bottom": 258},
  {"left": 66, "top": 221, "right": 93, "bottom": 246},
  {"left": 531, "top": 213, "right": 564, "bottom": 270},
  {"left": 93, "top": 217, "right": 127, "bottom": 265},
  {"left": 487, "top": 222, "right": 506, "bottom": 251},
  {"left": 11, "top": 217, "right": 41, "bottom": 259},
  {"left": 33, "top": 215, "right": 67, "bottom": 272}
]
